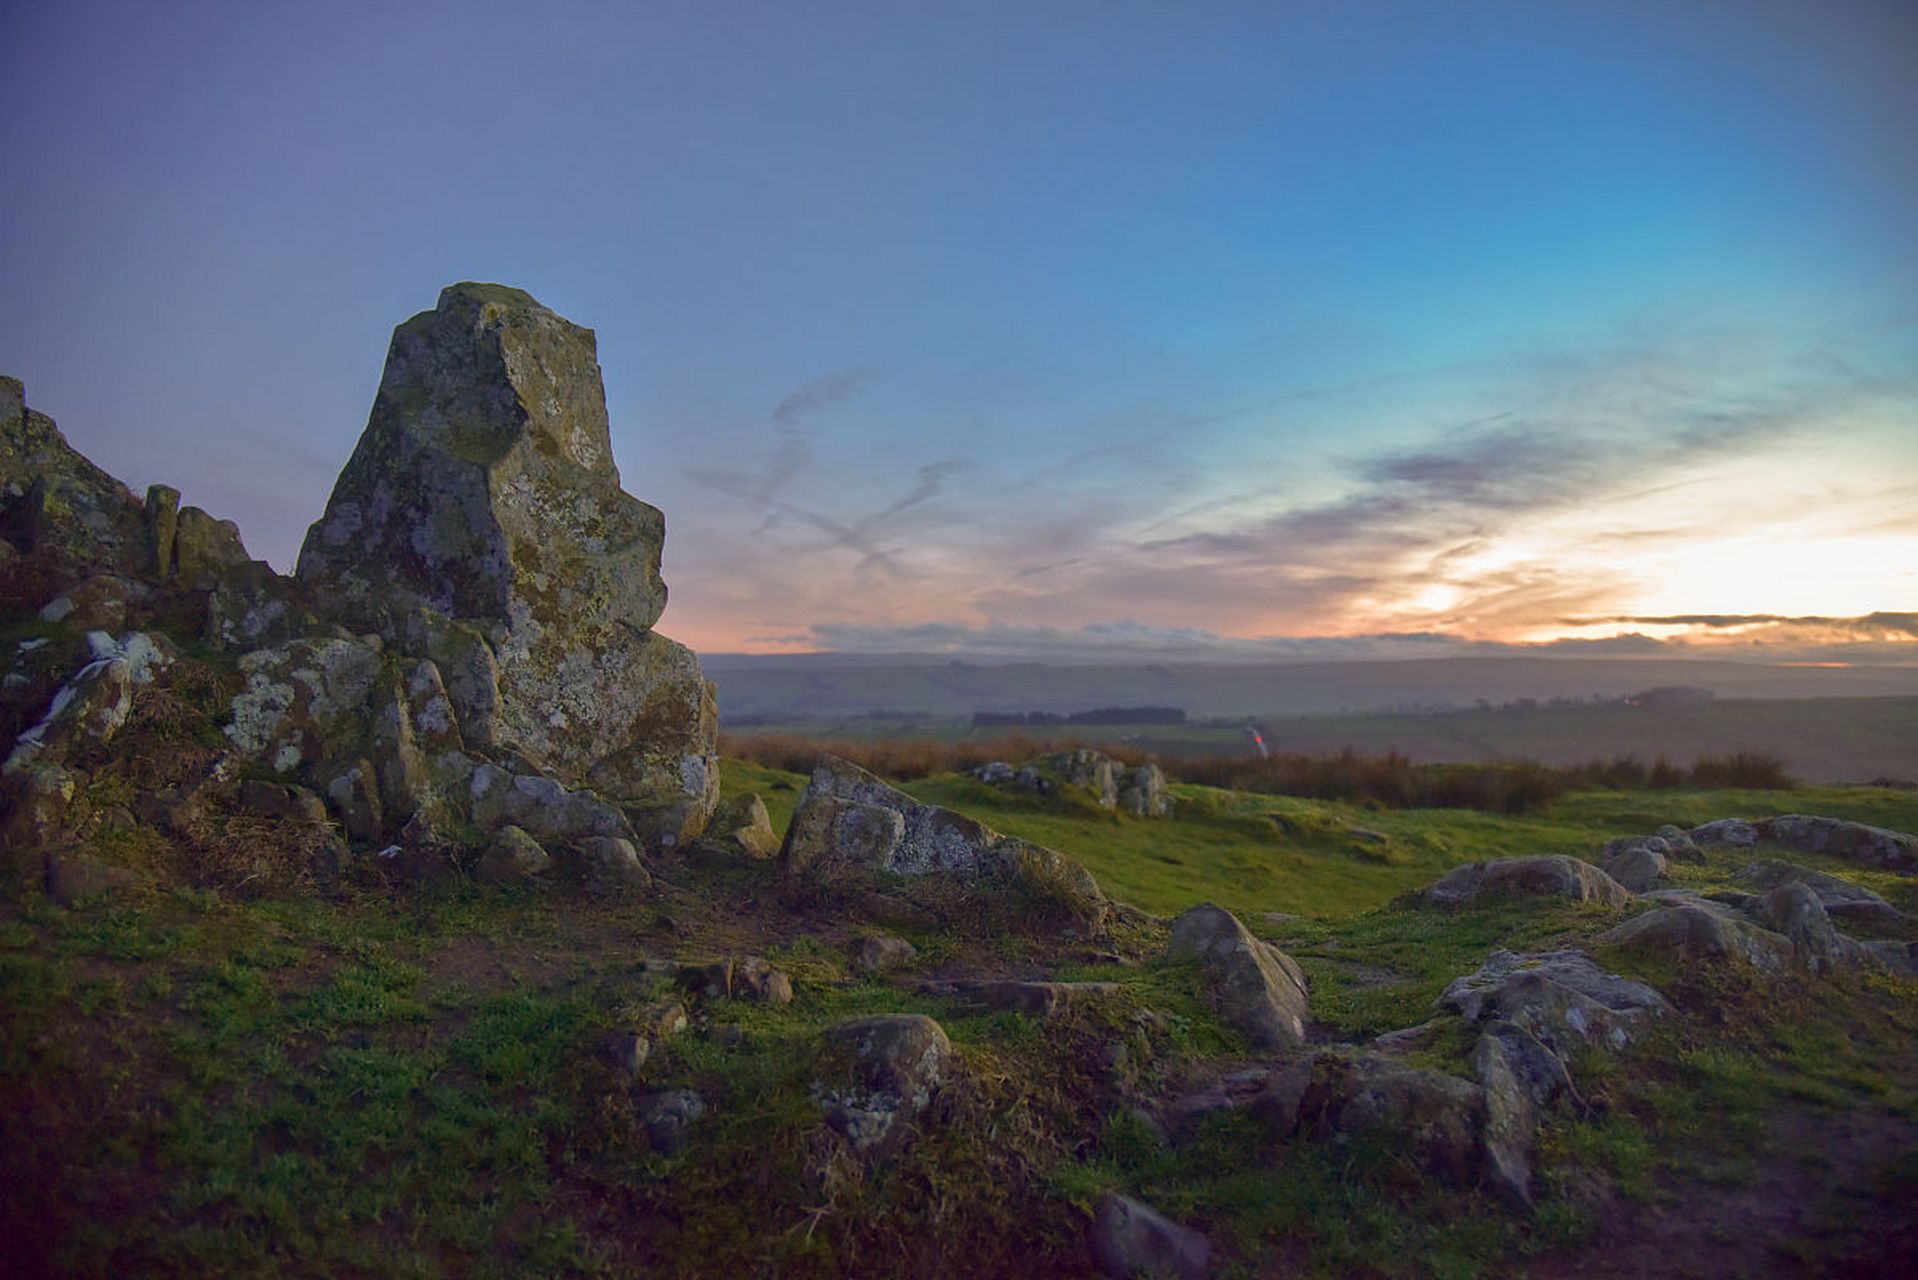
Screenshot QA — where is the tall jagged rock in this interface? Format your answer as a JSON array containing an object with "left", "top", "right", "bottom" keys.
[{"left": 296, "top": 284, "right": 717, "bottom": 838}]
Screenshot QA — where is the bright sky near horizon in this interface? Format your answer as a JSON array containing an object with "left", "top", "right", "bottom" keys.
[{"left": 3, "top": 0, "right": 1915, "bottom": 659}]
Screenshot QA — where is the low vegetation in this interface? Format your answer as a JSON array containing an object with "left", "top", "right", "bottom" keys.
[
  {"left": 8, "top": 749, "right": 1918, "bottom": 1277},
  {"left": 725, "top": 729, "right": 1793, "bottom": 815}
]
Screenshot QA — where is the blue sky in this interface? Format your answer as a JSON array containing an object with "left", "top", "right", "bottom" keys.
[{"left": 3, "top": 0, "right": 1914, "bottom": 655}]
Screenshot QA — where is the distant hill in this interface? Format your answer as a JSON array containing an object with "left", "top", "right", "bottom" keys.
[{"left": 702, "top": 654, "right": 1918, "bottom": 721}]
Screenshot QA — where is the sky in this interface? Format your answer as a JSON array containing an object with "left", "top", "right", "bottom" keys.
[{"left": 3, "top": 0, "right": 1915, "bottom": 660}]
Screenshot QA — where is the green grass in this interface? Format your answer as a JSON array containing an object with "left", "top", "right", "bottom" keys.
[{"left": 8, "top": 762, "right": 1918, "bottom": 1278}]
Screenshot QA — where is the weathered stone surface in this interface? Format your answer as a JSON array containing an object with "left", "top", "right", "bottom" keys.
[
  {"left": 38, "top": 574, "right": 141, "bottom": 632},
  {"left": 1743, "top": 882, "right": 1865, "bottom": 974},
  {"left": 1420, "top": 856, "right": 1633, "bottom": 909},
  {"left": 44, "top": 853, "right": 138, "bottom": 905},
  {"left": 1737, "top": 860, "right": 1903, "bottom": 928},
  {"left": 295, "top": 285, "right": 716, "bottom": 828},
  {"left": 1599, "top": 899, "right": 1795, "bottom": 973},
  {"left": 170, "top": 506, "right": 252, "bottom": 584},
  {"left": 0, "top": 378, "right": 148, "bottom": 580},
  {"left": 1437, "top": 950, "right": 1667, "bottom": 1055},
  {"left": 324, "top": 760, "right": 383, "bottom": 843},
  {"left": 476, "top": 824, "right": 551, "bottom": 883},
  {"left": 684, "top": 956, "right": 792, "bottom": 1004},
  {"left": 1090, "top": 1193, "right": 1211, "bottom": 1280},
  {"left": 636, "top": 1089, "right": 706, "bottom": 1154},
  {"left": 223, "top": 636, "right": 383, "bottom": 775},
  {"left": 695, "top": 791, "right": 780, "bottom": 860},
  {"left": 849, "top": 933, "right": 918, "bottom": 974},
  {"left": 919, "top": 979, "right": 1122, "bottom": 1018},
  {"left": 1761, "top": 815, "right": 1918, "bottom": 873},
  {"left": 1474, "top": 1021, "right": 1570, "bottom": 1210},
  {"left": 1118, "top": 763, "right": 1171, "bottom": 817},
  {"left": 814, "top": 1013, "right": 954, "bottom": 1159},
  {"left": 780, "top": 756, "right": 1109, "bottom": 933},
  {"left": 1166, "top": 904, "right": 1310, "bottom": 1048},
  {"left": 1688, "top": 819, "right": 1760, "bottom": 849},
  {"left": 601, "top": 1001, "right": 689, "bottom": 1077},
  {"left": 143, "top": 485, "right": 178, "bottom": 578},
  {"left": 1267, "top": 1051, "right": 1487, "bottom": 1187},
  {"left": 781, "top": 793, "right": 908, "bottom": 876},
  {"left": 0, "top": 766, "right": 78, "bottom": 852},
  {"left": 5, "top": 632, "right": 167, "bottom": 774},
  {"left": 465, "top": 762, "right": 634, "bottom": 846},
  {"left": 570, "top": 836, "right": 651, "bottom": 889},
  {"left": 237, "top": 780, "right": 329, "bottom": 826},
  {"left": 1600, "top": 842, "right": 1670, "bottom": 893}
]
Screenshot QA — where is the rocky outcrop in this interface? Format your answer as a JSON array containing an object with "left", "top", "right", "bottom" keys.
[
  {"left": 1165, "top": 903, "right": 1310, "bottom": 1048},
  {"left": 972, "top": 748, "right": 1172, "bottom": 817},
  {"left": 813, "top": 1013, "right": 954, "bottom": 1160},
  {"left": 1419, "top": 856, "right": 1633, "bottom": 909},
  {"left": 779, "top": 756, "right": 1109, "bottom": 934},
  {"left": 1762, "top": 815, "right": 1917, "bottom": 872},
  {"left": 1599, "top": 826, "right": 1700, "bottom": 891},
  {"left": 1737, "top": 860, "right": 1902, "bottom": 928},
  {"left": 1437, "top": 950, "right": 1668, "bottom": 1055},
  {"left": 1, "top": 378, "right": 149, "bottom": 580},
  {"left": 296, "top": 284, "right": 717, "bottom": 840},
  {"left": 1688, "top": 815, "right": 1918, "bottom": 872}
]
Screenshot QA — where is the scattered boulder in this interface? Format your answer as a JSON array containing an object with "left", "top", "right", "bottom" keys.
[
  {"left": 1597, "top": 831, "right": 1692, "bottom": 891},
  {"left": 695, "top": 792, "right": 780, "bottom": 860},
  {"left": 600, "top": 1000, "right": 689, "bottom": 1076},
  {"left": 1437, "top": 949, "right": 1667, "bottom": 1055},
  {"left": 1743, "top": 882, "right": 1865, "bottom": 974},
  {"left": 1473, "top": 1020, "right": 1572, "bottom": 1209},
  {"left": 1261, "top": 1051, "right": 1486, "bottom": 1188},
  {"left": 1090, "top": 1193, "right": 1210, "bottom": 1280},
  {"left": 972, "top": 749, "right": 1173, "bottom": 818},
  {"left": 1118, "top": 763, "right": 1171, "bottom": 818},
  {"left": 919, "top": 979, "right": 1122, "bottom": 1018},
  {"left": 1761, "top": 815, "right": 1918, "bottom": 873},
  {"left": 1598, "top": 898, "right": 1795, "bottom": 973},
  {"left": 44, "top": 853, "right": 138, "bottom": 905},
  {"left": 686, "top": 957, "right": 792, "bottom": 1005},
  {"left": 813, "top": 1013, "right": 954, "bottom": 1159},
  {"left": 635, "top": 1089, "right": 706, "bottom": 1154},
  {"left": 780, "top": 756, "right": 1109, "bottom": 934},
  {"left": 849, "top": 934, "right": 918, "bottom": 974},
  {"left": 295, "top": 284, "right": 717, "bottom": 835},
  {"left": 1689, "top": 819, "right": 1759, "bottom": 849},
  {"left": 475, "top": 824, "right": 551, "bottom": 883},
  {"left": 1419, "top": 856, "right": 1633, "bottom": 909},
  {"left": 1165, "top": 904, "right": 1309, "bottom": 1048},
  {"left": 570, "top": 836, "right": 651, "bottom": 890},
  {"left": 237, "top": 780, "right": 330, "bottom": 826},
  {"left": 1, "top": 766, "right": 78, "bottom": 853},
  {"left": 1737, "top": 860, "right": 1903, "bottom": 928}
]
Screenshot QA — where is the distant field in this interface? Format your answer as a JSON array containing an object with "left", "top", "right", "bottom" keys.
[{"left": 725, "top": 695, "right": 1918, "bottom": 784}]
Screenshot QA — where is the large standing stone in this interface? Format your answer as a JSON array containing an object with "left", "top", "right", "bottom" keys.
[{"left": 295, "top": 285, "right": 717, "bottom": 832}]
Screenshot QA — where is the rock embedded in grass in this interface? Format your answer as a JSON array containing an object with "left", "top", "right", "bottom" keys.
[
  {"left": 780, "top": 755, "right": 1110, "bottom": 935},
  {"left": 813, "top": 1013, "right": 954, "bottom": 1160},
  {"left": 1419, "top": 856, "right": 1633, "bottom": 908},
  {"left": 1737, "top": 860, "right": 1903, "bottom": 928},
  {"left": 1090, "top": 1193, "right": 1210, "bottom": 1280},
  {"left": 1761, "top": 815, "right": 1918, "bottom": 873},
  {"left": 476, "top": 824, "right": 551, "bottom": 883},
  {"left": 1165, "top": 903, "right": 1310, "bottom": 1048},
  {"left": 848, "top": 934, "right": 917, "bottom": 974},
  {"left": 1437, "top": 949, "right": 1667, "bottom": 1055}
]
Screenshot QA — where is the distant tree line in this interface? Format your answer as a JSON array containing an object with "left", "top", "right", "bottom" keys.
[{"left": 971, "top": 706, "right": 1187, "bottom": 728}]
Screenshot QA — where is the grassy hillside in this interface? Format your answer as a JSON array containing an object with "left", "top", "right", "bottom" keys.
[{"left": 7, "top": 764, "right": 1918, "bottom": 1278}]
